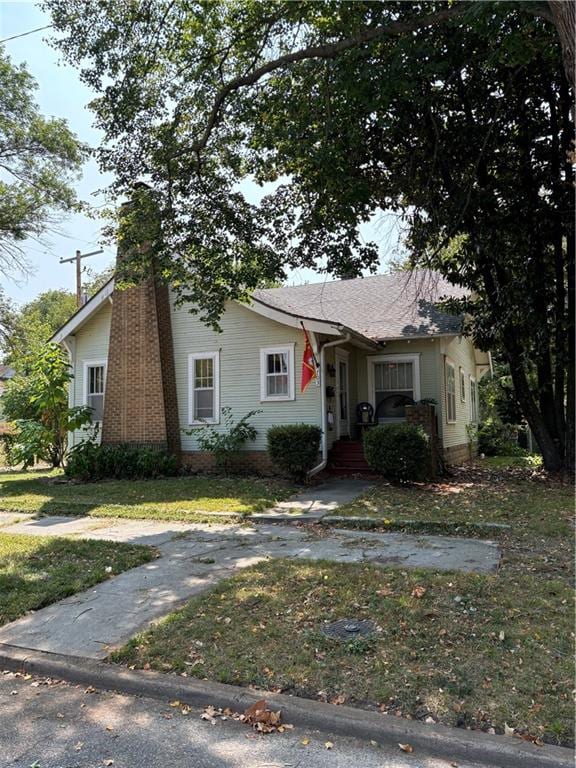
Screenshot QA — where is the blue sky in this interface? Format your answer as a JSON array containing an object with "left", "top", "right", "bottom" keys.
[{"left": 0, "top": 2, "right": 403, "bottom": 307}]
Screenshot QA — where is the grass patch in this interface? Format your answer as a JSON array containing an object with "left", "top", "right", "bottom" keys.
[
  {"left": 335, "top": 462, "right": 572, "bottom": 538},
  {"left": 0, "top": 470, "right": 294, "bottom": 522},
  {"left": 0, "top": 532, "right": 154, "bottom": 625},
  {"left": 113, "top": 558, "right": 575, "bottom": 747},
  {"left": 334, "top": 461, "right": 574, "bottom": 583}
]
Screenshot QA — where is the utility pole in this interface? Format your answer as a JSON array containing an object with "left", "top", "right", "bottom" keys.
[{"left": 59, "top": 249, "right": 104, "bottom": 307}]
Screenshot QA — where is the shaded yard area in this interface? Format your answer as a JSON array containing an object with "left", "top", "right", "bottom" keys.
[
  {"left": 0, "top": 532, "right": 153, "bottom": 625},
  {"left": 114, "top": 558, "right": 574, "bottom": 747},
  {"left": 335, "top": 459, "right": 571, "bottom": 535},
  {"left": 333, "top": 459, "right": 574, "bottom": 582},
  {"left": 0, "top": 470, "right": 294, "bottom": 522},
  {"left": 112, "top": 459, "right": 574, "bottom": 746}
]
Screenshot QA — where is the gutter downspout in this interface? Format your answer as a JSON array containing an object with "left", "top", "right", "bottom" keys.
[{"left": 309, "top": 333, "right": 351, "bottom": 478}]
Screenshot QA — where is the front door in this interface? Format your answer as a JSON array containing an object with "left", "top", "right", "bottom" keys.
[{"left": 336, "top": 352, "right": 350, "bottom": 438}]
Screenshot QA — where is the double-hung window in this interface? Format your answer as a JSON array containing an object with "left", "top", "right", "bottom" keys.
[
  {"left": 446, "top": 360, "right": 457, "bottom": 423},
  {"left": 189, "top": 352, "right": 219, "bottom": 424},
  {"left": 459, "top": 367, "right": 466, "bottom": 402},
  {"left": 369, "top": 354, "right": 420, "bottom": 422},
  {"left": 470, "top": 377, "right": 478, "bottom": 422},
  {"left": 84, "top": 361, "right": 106, "bottom": 422},
  {"left": 260, "top": 345, "right": 295, "bottom": 401}
]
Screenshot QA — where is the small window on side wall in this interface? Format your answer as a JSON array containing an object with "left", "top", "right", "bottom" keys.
[
  {"left": 459, "top": 367, "right": 466, "bottom": 402},
  {"left": 260, "top": 345, "right": 295, "bottom": 401},
  {"left": 188, "top": 352, "right": 219, "bottom": 424},
  {"left": 84, "top": 362, "right": 106, "bottom": 422},
  {"left": 446, "top": 360, "right": 456, "bottom": 423}
]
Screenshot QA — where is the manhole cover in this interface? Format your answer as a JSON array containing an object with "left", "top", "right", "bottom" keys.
[{"left": 320, "top": 618, "right": 377, "bottom": 641}]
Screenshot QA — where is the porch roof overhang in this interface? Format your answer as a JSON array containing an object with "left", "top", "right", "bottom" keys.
[{"left": 248, "top": 296, "right": 381, "bottom": 350}]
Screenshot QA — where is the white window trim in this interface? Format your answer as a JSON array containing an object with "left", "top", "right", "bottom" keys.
[
  {"left": 445, "top": 358, "right": 457, "bottom": 424},
  {"left": 459, "top": 367, "right": 466, "bottom": 402},
  {"left": 470, "top": 375, "right": 478, "bottom": 423},
  {"left": 260, "top": 344, "right": 295, "bottom": 402},
  {"left": 83, "top": 359, "right": 107, "bottom": 423},
  {"left": 366, "top": 353, "right": 421, "bottom": 418},
  {"left": 188, "top": 351, "right": 220, "bottom": 425}
]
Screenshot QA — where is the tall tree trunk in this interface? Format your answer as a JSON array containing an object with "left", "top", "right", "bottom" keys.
[
  {"left": 548, "top": 0, "right": 576, "bottom": 91},
  {"left": 566, "top": 233, "right": 575, "bottom": 469},
  {"left": 503, "top": 332, "right": 563, "bottom": 471}
]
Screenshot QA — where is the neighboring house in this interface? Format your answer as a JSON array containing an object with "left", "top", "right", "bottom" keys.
[{"left": 52, "top": 269, "right": 491, "bottom": 473}]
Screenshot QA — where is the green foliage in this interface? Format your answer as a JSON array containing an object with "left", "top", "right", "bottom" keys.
[
  {"left": 267, "top": 424, "right": 322, "bottom": 482},
  {"left": 363, "top": 424, "right": 430, "bottom": 482},
  {"left": 0, "top": 45, "right": 85, "bottom": 276},
  {"left": 82, "top": 264, "right": 115, "bottom": 297},
  {"left": 2, "top": 289, "right": 77, "bottom": 371},
  {"left": 475, "top": 421, "right": 526, "bottom": 457},
  {"left": 1, "top": 343, "right": 91, "bottom": 468},
  {"left": 185, "top": 407, "right": 260, "bottom": 474},
  {"left": 65, "top": 439, "right": 178, "bottom": 481},
  {"left": 44, "top": 1, "right": 574, "bottom": 468}
]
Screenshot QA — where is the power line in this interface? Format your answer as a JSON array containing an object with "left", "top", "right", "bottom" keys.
[{"left": 0, "top": 24, "right": 53, "bottom": 44}]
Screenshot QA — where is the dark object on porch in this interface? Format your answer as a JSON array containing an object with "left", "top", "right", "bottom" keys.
[
  {"left": 356, "top": 402, "right": 374, "bottom": 424},
  {"left": 374, "top": 394, "right": 415, "bottom": 421},
  {"left": 355, "top": 396, "right": 417, "bottom": 440},
  {"left": 320, "top": 618, "right": 377, "bottom": 642}
]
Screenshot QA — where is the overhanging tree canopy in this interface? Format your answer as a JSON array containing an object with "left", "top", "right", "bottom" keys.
[
  {"left": 0, "top": 46, "right": 86, "bottom": 276},
  {"left": 43, "top": 1, "right": 574, "bottom": 470}
]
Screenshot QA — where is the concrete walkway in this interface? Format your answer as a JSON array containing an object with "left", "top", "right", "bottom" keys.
[
  {"left": 252, "top": 477, "right": 374, "bottom": 521},
  {"left": 0, "top": 510, "right": 500, "bottom": 659}
]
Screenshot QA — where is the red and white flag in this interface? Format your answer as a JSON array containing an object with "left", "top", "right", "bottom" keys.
[{"left": 301, "top": 327, "right": 318, "bottom": 393}]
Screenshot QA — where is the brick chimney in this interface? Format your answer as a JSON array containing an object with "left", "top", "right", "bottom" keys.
[{"left": 101, "top": 190, "right": 180, "bottom": 456}]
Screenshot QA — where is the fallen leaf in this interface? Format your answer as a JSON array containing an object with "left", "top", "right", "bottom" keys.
[
  {"left": 324, "top": 741, "right": 334, "bottom": 749},
  {"left": 103, "top": 761, "right": 114, "bottom": 767},
  {"left": 399, "top": 743, "right": 414, "bottom": 753},
  {"left": 331, "top": 693, "right": 346, "bottom": 705},
  {"left": 74, "top": 742, "right": 84, "bottom": 751},
  {"left": 411, "top": 585, "right": 427, "bottom": 599},
  {"left": 504, "top": 723, "right": 515, "bottom": 736},
  {"left": 169, "top": 700, "right": 181, "bottom": 708},
  {"left": 301, "top": 737, "right": 310, "bottom": 746}
]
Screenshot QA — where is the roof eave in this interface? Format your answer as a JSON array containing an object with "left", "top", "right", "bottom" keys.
[{"left": 51, "top": 278, "right": 115, "bottom": 344}]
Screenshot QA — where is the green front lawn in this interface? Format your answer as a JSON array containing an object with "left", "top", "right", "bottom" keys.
[
  {"left": 0, "top": 470, "right": 294, "bottom": 522},
  {"left": 114, "top": 558, "right": 575, "bottom": 747},
  {"left": 0, "top": 532, "right": 154, "bottom": 625}
]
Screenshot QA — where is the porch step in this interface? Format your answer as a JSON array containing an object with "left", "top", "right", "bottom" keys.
[{"left": 328, "top": 439, "right": 371, "bottom": 474}]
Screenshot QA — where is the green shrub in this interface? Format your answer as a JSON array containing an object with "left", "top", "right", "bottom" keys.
[
  {"left": 184, "top": 407, "right": 260, "bottom": 474},
  {"left": 363, "top": 423, "right": 430, "bottom": 482},
  {"left": 476, "top": 421, "right": 525, "bottom": 456},
  {"left": 267, "top": 424, "right": 322, "bottom": 482},
  {"left": 2, "top": 343, "right": 92, "bottom": 468},
  {"left": 66, "top": 439, "right": 178, "bottom": 481}
]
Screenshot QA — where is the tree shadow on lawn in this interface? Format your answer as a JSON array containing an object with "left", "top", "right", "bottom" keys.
[
  {"left": 0, "top": 469, "right": 294, "bottom": 521},
  {"left": 0, "top": 533, "right": 153, "bottom": 625}
]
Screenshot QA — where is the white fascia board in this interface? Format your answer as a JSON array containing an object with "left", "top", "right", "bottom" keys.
[{"left": 51, "top": 279, "right": 115, "bottom": 344}]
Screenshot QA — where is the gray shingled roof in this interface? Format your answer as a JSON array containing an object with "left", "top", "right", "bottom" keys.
[{"left": 253, "top": 270, "right": 467, "bottom": 341}]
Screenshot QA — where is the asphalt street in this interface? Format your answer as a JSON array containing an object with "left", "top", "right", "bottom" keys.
[{"left": 0, "top": 672, "right": 491, "bottom": 768}]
